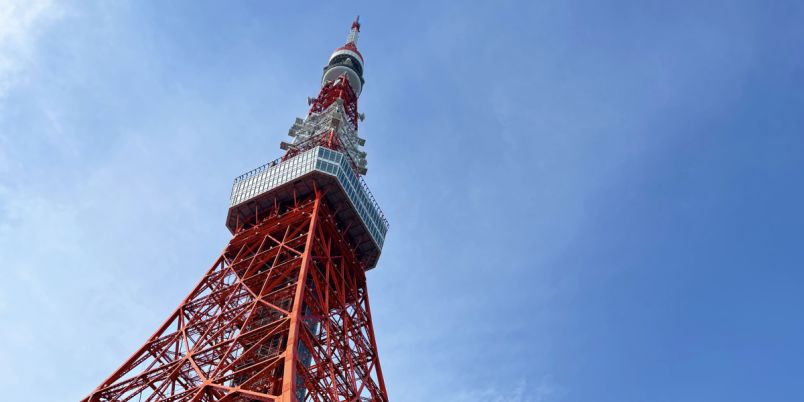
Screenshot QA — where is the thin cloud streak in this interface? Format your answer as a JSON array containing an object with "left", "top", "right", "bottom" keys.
[{"left": 0, "top": 0, "right": 62, "bottom": 99}]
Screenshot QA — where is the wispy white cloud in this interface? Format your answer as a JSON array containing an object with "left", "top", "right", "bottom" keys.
[{"left": 0, "top": 0, "right": 63, "bottom": 99}]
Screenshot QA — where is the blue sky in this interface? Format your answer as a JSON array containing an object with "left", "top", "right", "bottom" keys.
[{"left": 1, "top": 1, "right": 803, "bottom": 401}]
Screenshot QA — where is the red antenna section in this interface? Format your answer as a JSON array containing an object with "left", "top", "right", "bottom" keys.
[
  {"left": 349, "top": 16, "right": 361, "bottom": 42},
  {"left": 309, "top": 75, "right": 359, "bottom": 127},
  {"left": 352, "top": 16, "right": 361, "bottom": 30}
]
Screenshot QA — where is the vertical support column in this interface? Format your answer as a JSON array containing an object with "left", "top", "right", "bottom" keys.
[
  {"left": 280, "top": 193, "right": 322, "bottom": 402},
  {"left": 363, "top": 290, "right": 389, "bottom": 398}
]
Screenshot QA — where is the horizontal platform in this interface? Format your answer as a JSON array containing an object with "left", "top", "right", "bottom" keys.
[{"left": 227, "top": 146, "right": 388, "bottom": 269}]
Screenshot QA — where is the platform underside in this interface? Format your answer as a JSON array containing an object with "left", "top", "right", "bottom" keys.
[{"left": 226, "top": 172, "right": 380, "bottom": 270}]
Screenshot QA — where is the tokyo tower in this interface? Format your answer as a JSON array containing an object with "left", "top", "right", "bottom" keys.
[{"left": 83, "top": 18, "right": 390, "bottom": 402}]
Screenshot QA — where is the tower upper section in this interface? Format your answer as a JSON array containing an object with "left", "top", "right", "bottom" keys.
[
  {"left": 227, "top": 18, "right": 388, "bottom": 269},
  {"left": 323, "top": 17, "right": 364, "bottom": 97},
  {"left": 282, "top": 17, "right": 369, "bottom": 175}
]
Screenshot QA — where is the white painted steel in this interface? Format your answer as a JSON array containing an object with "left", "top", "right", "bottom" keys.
[{"left": 230, "top": 146, "right": 387, "bottom": 248}]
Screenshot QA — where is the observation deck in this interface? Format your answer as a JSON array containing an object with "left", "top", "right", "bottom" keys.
[{"left": 226, "top": 146, "right": 388, "bottom": 269}]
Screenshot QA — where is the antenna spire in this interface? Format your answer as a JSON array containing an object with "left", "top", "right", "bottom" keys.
[{"left": 347, "top": 16, "right": 360, "bottom": 44}]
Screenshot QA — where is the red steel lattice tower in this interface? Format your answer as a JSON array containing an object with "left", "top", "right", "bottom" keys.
[{"left": 83, "top": 18, "right": 390, "bottom": 402}]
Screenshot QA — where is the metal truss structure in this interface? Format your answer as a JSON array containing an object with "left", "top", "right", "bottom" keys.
[
  {"left": 83, "top": 193, "right": 387, "bottom": 402},
  {"left": 84, "top": 18, "right": 390, "bottom": 402}
]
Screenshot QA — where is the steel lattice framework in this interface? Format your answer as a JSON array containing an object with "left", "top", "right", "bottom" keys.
[{"left": 84, "top": 18, "right": 390, "bottom": 402}]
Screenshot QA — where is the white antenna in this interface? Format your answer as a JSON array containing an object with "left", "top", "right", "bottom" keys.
[{"left": 346, "top": 16, "right": 360, "bottom": 44}]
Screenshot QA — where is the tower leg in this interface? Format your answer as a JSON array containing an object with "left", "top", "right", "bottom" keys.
[{"left": 281, "top": 194, "right": 321, "bottom": 401}]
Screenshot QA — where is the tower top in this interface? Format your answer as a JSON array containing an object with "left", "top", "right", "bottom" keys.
[
  {"left": 347, "top": 16, "right": 360, "bottom": 44},
  {"left": 279, "top": 18, "right": 371, "bottom": 176},
  {"left": 333, "top": 17, "right": 364, "bottom": 66},
  {"left": 324, "top": 18, "right": 365, "bottom": 96}
]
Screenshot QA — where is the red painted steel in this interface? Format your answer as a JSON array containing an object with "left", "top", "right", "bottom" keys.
[
  {"left": 83, "top": 192, "right": 388, "bottom": 401},
  {"left": 307, "top": 75, "right": 360, "bottom": 128}
]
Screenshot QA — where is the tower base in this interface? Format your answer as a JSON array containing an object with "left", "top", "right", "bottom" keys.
[{"left": 83, "top": 192, "right": 388, "bottom": 402}]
